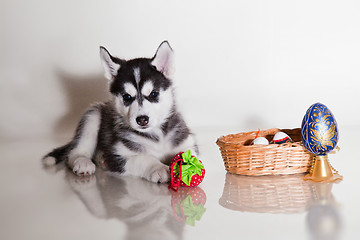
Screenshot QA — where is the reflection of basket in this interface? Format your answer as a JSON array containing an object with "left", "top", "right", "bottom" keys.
[
  {"left": 219, "top": 173, "right": 314, "bottom": 214},
  {"left": 216, "top": 128, "right": 314, "bottom": 176}
]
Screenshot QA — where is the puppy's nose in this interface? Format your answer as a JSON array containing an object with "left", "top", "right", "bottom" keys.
[{"left": 136, "top": 115, "right": 149, "bottom": 126}]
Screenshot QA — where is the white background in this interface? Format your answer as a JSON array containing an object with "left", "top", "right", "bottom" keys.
[
  {"left": 1, "top": 0, "right": 360, "bottom": 140},
  {"left": 1, "top": 2, "right": 360, "bottom": 240}
]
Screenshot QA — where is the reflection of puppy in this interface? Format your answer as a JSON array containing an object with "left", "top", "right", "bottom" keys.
[
  {"left": 66, "top": 169, "right": 184, "bottom": 240},
  {"left": 44, "top": 41, "right": 198, "bottom": 183}
]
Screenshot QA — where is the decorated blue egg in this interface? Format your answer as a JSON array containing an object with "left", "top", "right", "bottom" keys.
[{"left": 301, "top": 103, "right": 338, "bottom": 156}]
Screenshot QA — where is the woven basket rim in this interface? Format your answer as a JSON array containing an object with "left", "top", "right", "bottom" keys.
[{"left": 216, "top": 128, "right": 303, "bottom": 147}]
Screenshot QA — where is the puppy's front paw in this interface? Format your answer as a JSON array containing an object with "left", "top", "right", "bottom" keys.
[
  {"left": 72, "top": 157, "right": 96, "bottom": 176},
  {"left": 147, "top": 164, "right": 170, "bottom": 183}
]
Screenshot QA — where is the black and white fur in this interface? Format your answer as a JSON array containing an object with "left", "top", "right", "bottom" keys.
[{"left": 43, "top": 41, "right": 198, "bottom": 183}]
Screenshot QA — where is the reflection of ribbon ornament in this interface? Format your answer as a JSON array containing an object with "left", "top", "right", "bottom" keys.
[
  {"left": 301, "top": 103, "right": 342, "bottom": 182},
  {"left": 171, "top": 187, "right": 207, "bottom": 226}
]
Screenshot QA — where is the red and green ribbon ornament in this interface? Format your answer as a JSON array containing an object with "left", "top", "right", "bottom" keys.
[{"left": 169, "top": 150, "right": 205, "bottom": 191}]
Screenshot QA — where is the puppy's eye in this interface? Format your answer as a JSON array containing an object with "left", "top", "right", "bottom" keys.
[
  {"left": 123, "top": 94, "right": 133, "bottom": 102},
  {"left": 149, "top": 91, "right": 159, "bottom": 99}
]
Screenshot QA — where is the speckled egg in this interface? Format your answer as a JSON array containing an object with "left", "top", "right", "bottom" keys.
[{"left": 301, "top": 103, "right": 338, "bottom": 156}]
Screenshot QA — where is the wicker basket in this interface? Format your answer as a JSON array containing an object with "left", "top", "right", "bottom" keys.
[
  {"left": 216, "top": 128, "right": 314, "bottom": 176},
  {"left": 218, "top": 173, "right": 314, "bottom": 214}
]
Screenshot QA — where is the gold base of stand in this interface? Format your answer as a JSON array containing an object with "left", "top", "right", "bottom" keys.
[{"left": 304, "top": 155, "right": 343, "bottom": 183}]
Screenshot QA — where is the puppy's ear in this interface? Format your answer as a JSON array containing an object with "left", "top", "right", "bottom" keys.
[
  {"left": 100, "top": 46, "right": 121, "bottom": 81},
  {"left": 151, "top": 41, "right": 175, "bottom": 78}
]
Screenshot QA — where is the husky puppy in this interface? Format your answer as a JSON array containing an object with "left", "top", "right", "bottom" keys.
[{"left": 43, "top": 41, "right": 198, "bottom": 183}]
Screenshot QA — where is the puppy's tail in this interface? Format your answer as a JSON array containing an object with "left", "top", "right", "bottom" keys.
[{"left": 42, "top": 143, "right": 73, "bottom": 166}]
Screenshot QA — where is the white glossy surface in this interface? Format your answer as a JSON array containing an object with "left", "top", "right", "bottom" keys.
[{"left": 1, "top": 126, "right": 359, "bottom": 240}]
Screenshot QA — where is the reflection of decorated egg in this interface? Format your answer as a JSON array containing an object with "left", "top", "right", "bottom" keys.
[
  {"left": 272, "top": 132, "right": 292, "bottom": 144},
  {"left": 301, "top": 103, "right": 338, "bottom": 156},
  {"left": 253, "top": 137, "right": 269, "bottom": 145}
]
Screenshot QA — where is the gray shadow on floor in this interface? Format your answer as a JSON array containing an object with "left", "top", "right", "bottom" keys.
[{"left": 54, "top": 71, "right": 109, "bottom": 135}]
